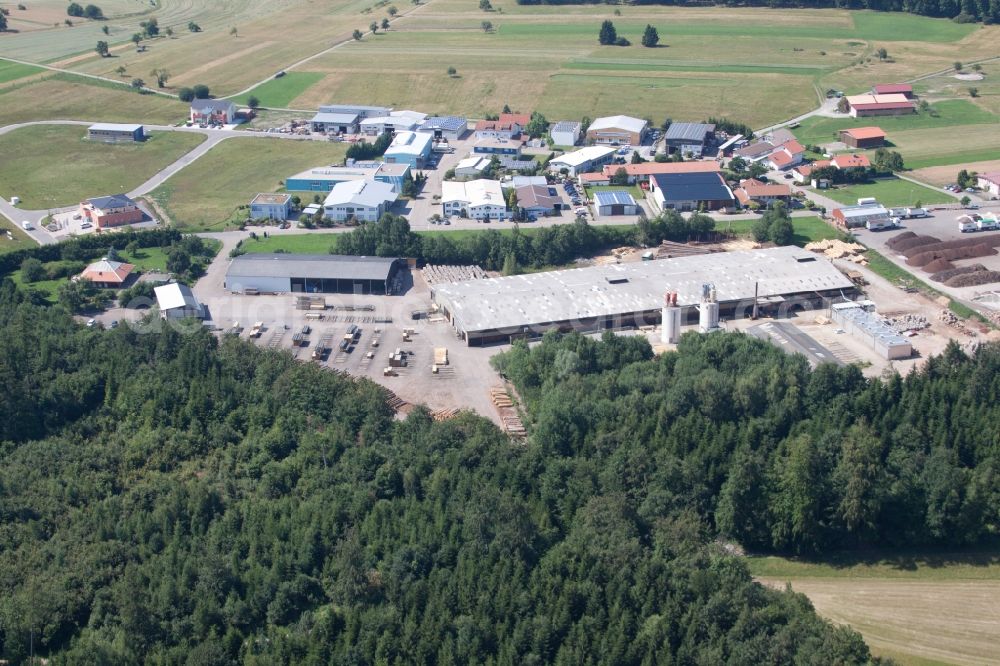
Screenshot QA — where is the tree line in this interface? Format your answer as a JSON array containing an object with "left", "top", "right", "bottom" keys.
[
  {"left": 516, "top": 0, "right": 1000, "bottom": 23},
  {"left": 334, "top": 211, "right": 718, "bottom": 271},
  {"left": 0, "top": 286, "right": 879, "bottom": 663}
]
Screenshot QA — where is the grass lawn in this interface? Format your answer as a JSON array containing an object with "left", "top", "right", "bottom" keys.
[
  {"left": 584, "top": 184, "right": 646, "bottom": 200},
  {"left": 150, "top": 138, "right": 348, "bottom": 231},
  {"left": 752, "top": 549, "right": 1000, "bottom": 666},
  {"left": 722, "top": 215, "right": 840, "bottom": 246},
  {"left": 240, "top": 233, "right": 343, "bottom": 255},
  {"left": 119, "top": 247, "right": 170, "bottom": 272},
  {"left": 0, "top": 124, "right": 204, "bottom": 209},
  {"left": 230, "top": 72, "right": 325, "bottom": 108},
  {"left": 0, "top": 125, "right": 205, "bottom": 209},
  {"left": 821, "top": 178, "right": 952, "bottom": 208},
  {"left": 0, "top": 218, "right": 38, "bottom": 255},
  {"left": 0, "top": 75, "right": 186, "bottom": 127},
  {"left": 0, "top": 58, "right": 44, "bottom": 84},
  {"left": 792, "top": 100, "right": 997, "bottom": 146}
]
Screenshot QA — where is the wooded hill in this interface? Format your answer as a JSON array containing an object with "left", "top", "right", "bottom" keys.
[{"left": 0, "top": 284, "right": 884, "bottom": 664}]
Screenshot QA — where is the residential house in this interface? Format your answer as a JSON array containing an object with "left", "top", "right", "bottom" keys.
[
  {"left": 733, "top": 141, "right": 775, "bottom": 163},
  {"left": 649, "top": 171, "right": 735, "bottom": 212},
  {"left": 663, "top": 122, "right": 715, "bottom": 156},
  {"left": 578, "top": 172, "right": 611, "bottom": 187},
  {"left": 548, "top": 146, "right": 615, "bottom": 176},
  {"left": 87, "top": 123, "right": 144, "bottom": 143},
  {"left": 475, "top": 113, "right": 530, "bottom": 140},
  {"left": 78, "top": 194, "right": 144, "bottom": 229},
  {"left": 845, "top": 94, "right": 915, "bottom": 118},
  {"left": 383, "top": 131, "right": 433, "bottom": 168},
  {"left": 190, "top": 99, "right": 235, "bottom": 125},
  {"left": 515, "top": 184, "right": 562, "bottom": 217},
  {"left": 416, "top": 116, "right": 468, "bottom": 141},
  {"left": 441, "top": 179, "right": 509, "bottom": 220},
  {"left": 832, "top": 153, "right": 871, "bottom": 170},
  {"left": 322, "top": 179, "right": 397, "bottom": 222},
  {"left": 792, "top": 161, "right": 830, "bottom": 184},
  {"left": 472, "top": 138, "right": 523, "bottom": 156},
  {"left": 80, "top": 258, "right": 135, "bottom": 288},
  {"left": 586, "top": 115, "right": 648, "bottom": 146},
  {"left": 977, "top": 172, "right": 1000, "bottom": 196},
  {"left": 550, "top": 121, "right": 582, "bottom": 147},
  {"left": 510, "top": 175, "right": 548, "bottom": 189},
  {"left": 766, "top": 140, "right": 805, "bottom": 171},
  {"left": 839, "top": 127, "right": 886, "bottom": 149},
  {"left": 872, "top": 83, "right": 914, "bottom": 98},
  {"left": 250, "top": 193, "right": 292, "bottom": 221},
  {"left": 594, "top": 190, "right": 641, "bottom": 217},
  {"left": 600, "top": 161, "right": 721, "bottom": 185},
  {"left": 733, "top": 179, "right": 792, "bottom": 208},
  {"left": 155, "top": 282, "right": 204, "bottom": 319}
]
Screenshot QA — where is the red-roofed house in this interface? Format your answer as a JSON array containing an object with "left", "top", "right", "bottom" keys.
[
  {"left": 977, "top": 172, "right": 1000, "bottom": 197},
  {"left": 80, "top": 258, "right": 135, "bottom": 288},
  {"left": 766, "top": 141, "right": 804, "bottom": 170},
  {"left": 600, "top": 160, "right": 721, "bottom": 184},
  {"left": 871, "top": 84, "right": 914, "bottom": 98},
  {"left": 839, "top": 126, "right": 886, "bottom": 149},
  {"left": 578, "top": 172, "right": 611, "bottom": 186},
  {"left": 733, "top": 179, "right": 792, "bottom": 207},
  {"left": 832, "top": 153, "right": 871, "bottom": 169},
  {"left": 792, "top": 160, "right": 831, "bottom": 184},
  {"left": 475, "top": 113, "right": 531, "bottom": 140}
]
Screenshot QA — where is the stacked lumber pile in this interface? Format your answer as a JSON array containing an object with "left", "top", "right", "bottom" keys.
[
  {"left": 431, "top": 407, "right": 459, "bottom": 421},
  {"left": 656, "top": 240, "right": 712, "bottom": 259},
  {"left": 383, "top": 389, "right": 410, "bottom": 412},
  {"left": 422, "top": 264, "right": 488, "bottom": 285},
  {"left": 490, "top": 386, "right": 526, "bottom": 436}
]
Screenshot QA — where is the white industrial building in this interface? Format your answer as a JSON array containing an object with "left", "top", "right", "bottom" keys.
[
  {"left": 832, "top": 203, "right": 891, "bottom": 229},
  {"left": 322, "top": 179, "right": 397, "bottom": 222},
  {"left": 359, "top": 110, "right": 427, "bottom": 135},
  {"left": 454, "top": 156, "right": 492, "bottom": 178},
  {"left": 155, "top": 283, "right": 204, "bottom": 319},
  {"left": 548, "top": 146, "right": 615, "bottom": 176},
  {"left": 831, "top": 302, "right": 912, "bottom": 360},
  {"left": 585, "top": 115, "right": 648, "bottom": 145},
  {"left": 550, "top": 120, "right": 582, "bottom": 146},
  {"left": 431, "top": 246, "right": 856, "bottom": 345},
  {"left": 441, "top": 179, "right": 509, "bottom": 220},
  {"left": 383, "top": 130, "right": 433, "bottom": 168}
]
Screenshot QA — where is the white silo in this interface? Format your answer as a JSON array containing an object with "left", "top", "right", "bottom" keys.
[
  {"left": 698, "top": 283, "right": 719, "bottom": 333},
  {"left": 661, "top": 291, "right": 681, "bottom": 344}
]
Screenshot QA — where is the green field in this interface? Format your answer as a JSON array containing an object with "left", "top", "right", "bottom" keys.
[
  {"left": 230, "top": 72, "right": 325, "bottom": 108},
  {"left": 0, "top": 218, "right": 37, "bottom": 255},
  {"left": 821, "top": 177, "right": 952, "bottom": 207},
  {"left": 0, "top": 58, "right": 44, "bottom": 84},
  {"left": 150, "top": 138, "right": 348, "bottom": 231},
  {"left": 722, "top": 215, "right": 840, "bottom": 246},
  {"left": 792, "top": 100, "right": 997, "bottom": 146},
  {"left": 0, "top": 124, "right": 205, "bottom": 209},
  {"left": 752, "top": 550, "right": 1000, "bottom": 666}
]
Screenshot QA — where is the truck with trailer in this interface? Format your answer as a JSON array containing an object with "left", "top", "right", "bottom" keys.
[{"left": 977, "top": 214, "right": 999, "bottom": 231}]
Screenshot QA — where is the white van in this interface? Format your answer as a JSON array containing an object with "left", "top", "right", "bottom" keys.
[{"left": 21, "top": 220, "right": 33, "bottom": 231}]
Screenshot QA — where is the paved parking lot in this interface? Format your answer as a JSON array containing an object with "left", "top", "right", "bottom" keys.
[{"left": 847, "top": 203, "right": 1000, "bottom": 307}]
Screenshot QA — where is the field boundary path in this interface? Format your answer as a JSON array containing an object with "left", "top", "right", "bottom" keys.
[{"left": 0, "top": 56, "right": 177, "bottom": 98}]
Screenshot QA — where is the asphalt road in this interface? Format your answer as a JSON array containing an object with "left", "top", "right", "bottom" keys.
[{"left": 747, "top": 320, "right": 843, "bottom": 367}]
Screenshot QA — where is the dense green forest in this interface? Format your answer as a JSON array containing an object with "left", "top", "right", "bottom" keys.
[
  {"left": 494, "top": 332, "right": 1000, "bottom": 553},
  {"left": 515, "top": 0, "right": 1000, "bottom": 24},
  {"left": 0, "top": 285, "right": 884, "bottom": 664},
  {"left": 336, "top": 212, "right": 715, "bottom": 271}
]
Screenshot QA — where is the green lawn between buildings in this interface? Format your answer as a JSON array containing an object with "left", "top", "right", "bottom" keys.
[{"left": 820, "top": 178, "right": 952, "bottom": 208}]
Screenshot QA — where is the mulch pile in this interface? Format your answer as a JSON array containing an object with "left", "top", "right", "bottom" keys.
[
  {"left": 922, "top": 258, "right": 955, "bottom": 273},
  {"left": 930, "top": 264, "right": 987, "bottom": 283},
  {"left": 944, "top": 271, "right": 1000, "bottom": 288}
]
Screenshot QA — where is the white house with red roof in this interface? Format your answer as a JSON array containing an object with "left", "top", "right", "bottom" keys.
[
  {"left": 733, "top": 178, "right": 792, "bottom": 208},
  {"left": 977, "top": 172, "right": 1000, "bottom": 197},
  {"left": 475, "top": 112, "right": 531, "bottom": 140},
  {"left": 766, "top": 140, "right": 805, "bottom": 170}
]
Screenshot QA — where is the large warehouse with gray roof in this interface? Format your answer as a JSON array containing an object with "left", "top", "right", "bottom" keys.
[
  {"left": 431, "top": 247, "right": 856, "bottom": 345},
  {"left": 225, "top": 254, "right": 402, "bottom": 295}
]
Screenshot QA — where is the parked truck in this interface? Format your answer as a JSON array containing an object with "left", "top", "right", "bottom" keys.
[
  {"left": 977, "top": 214, "right": 999, "bottom": 231},
  {"left": 866, "top": 218, "right": 896, "bottom": 231},
  {"left": 906, "top": 207, "right": 929, "bottom": 218},
  {"left": 958, "top": 215, "right": 978, "bottom": 233}
]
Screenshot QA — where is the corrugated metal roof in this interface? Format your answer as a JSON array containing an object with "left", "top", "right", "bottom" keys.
[
  {"left": 155, "top": 283, "right": 199, "bottom": 311},
  {"left": 664, "top": 122, "right": 715, "bottom": 142},
  {"left": 89, "top": 123, "right": 143, "bottom": 132},
  {"left": 651, "top": 172, "right": 733, "bottom": 202},
  {"left": 433, "top": 246, "right": 854, "bottom": 334},
  {"left": 226, "top": 254, "right": 398, "bottom": 282},
  {"left": 594, "top": 190, "right": 637, "bottom": 206}
]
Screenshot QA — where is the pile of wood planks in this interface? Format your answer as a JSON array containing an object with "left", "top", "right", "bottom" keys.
[
  {"left": 431, "top": 407, "right": 459, "bottom": 421},
  {"left": 383, "top": 389, "right": 410, "bottom": 412},
  {"left": 490, "top": 387, "right": 525, "bottom": 436}
]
